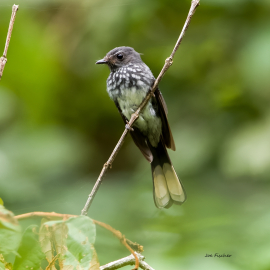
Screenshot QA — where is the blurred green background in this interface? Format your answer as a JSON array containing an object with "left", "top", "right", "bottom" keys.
[{"left": 1, "top": 0, "right": 270, "bottom": 269}]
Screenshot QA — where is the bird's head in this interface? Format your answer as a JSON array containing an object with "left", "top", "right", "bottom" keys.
[{"left": 96, "top": 46, "right": 142, "bottom": 71}]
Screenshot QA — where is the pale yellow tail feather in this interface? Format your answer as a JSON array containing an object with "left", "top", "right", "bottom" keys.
[
  {"left": 163, "top": 163, "right": 185, "bottom": 204},
  {"left": 153, "top": 163, "right": 186, "bottom": 208},
  {"left": 153, "top": 165, "right": 171, "bottom": 208}
]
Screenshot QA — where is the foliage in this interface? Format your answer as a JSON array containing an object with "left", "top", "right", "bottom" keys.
[
  {"left": 14, "top": 225, "right": 46, "bottom": 270},
  {"left": 0, "top": 206, "right": 99, "bottom": 270},
  {"left": 0, "top": 205, "right": 21, "bottom": 256}
]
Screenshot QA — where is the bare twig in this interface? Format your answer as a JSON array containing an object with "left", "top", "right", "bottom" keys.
[
  {"left": 45, "top": 254, "right": 60, "bottom": 270},
  {"left": 81, "top": 0, "right": 200, "bottom": 216},
  {"left": 15, "top": 211, "right": 143, "bottom": 269},
  {"left": 100, "top": 252, "right": 155, "bottom": 270},
  {"left": 93, "top": 220, "right": 140, "bottom": 270},
  {"left": 15, "top": 211, "right": 76, "bottom": 220},
  {"left": 0, "top": 4, "right": 19, "bottom": 80}
]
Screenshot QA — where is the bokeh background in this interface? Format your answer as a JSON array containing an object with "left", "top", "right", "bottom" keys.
[{"left": 1, "top": 0, "right": 270, "bottom": 269}]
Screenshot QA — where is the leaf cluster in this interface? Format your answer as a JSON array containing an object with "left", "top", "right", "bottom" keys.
[{"left": 0, "top": 205, "right": 99, "bottom": 270}]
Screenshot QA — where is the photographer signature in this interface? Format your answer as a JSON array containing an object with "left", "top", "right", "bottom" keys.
[{"left": 205, "top": 253, "right": 232, "bottom": 258}]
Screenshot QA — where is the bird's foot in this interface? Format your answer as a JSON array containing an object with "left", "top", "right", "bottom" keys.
[{"left": 125, "top": 122, "right": 134, "bottom": 131}]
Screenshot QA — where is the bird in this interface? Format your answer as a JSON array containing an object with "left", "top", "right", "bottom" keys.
[{"left": 96, "top": 46, "right": 186, "bottom": 208}]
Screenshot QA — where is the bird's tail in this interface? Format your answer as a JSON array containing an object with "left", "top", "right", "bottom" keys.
[{"left": 150, "top": 140, "right": 186, "bottom": 208}]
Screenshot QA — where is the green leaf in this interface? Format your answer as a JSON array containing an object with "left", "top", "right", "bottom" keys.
[
  {"left": 0, "top": 205, "right": 22, "bottom": 255},
  {"left": 42, "top": 216, "right": 99, "bottom": 270},
  {"left": 0, "top": 254, "right": 12, "bottom": 270},
  {"left": 0, "top": 255, "right": 5, "bottom": 270},
  {"left": 0, "top": 198, "right": 3, "bottom": 206},
  {"left": 64, "top": 216, "right": 98, "bottom": 269},
  {"left": 39, "top": 218, "right": 67, "bottom": 270},
  {"left": 13, "top": 225, "right": 45, "bottom": 270}
]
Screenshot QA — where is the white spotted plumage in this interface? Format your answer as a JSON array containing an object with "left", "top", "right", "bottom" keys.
[{"left": 106, "top": 64, "right": 161, "bottom": 147}]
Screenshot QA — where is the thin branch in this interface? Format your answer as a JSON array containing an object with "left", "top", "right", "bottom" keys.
[
  {"left": 45, "top": 254, "right": 60, "bottom": 270},
  {"left": 15, "top": 211, "right": 143, "bottom": 269},
  {"left": 100, "top": 252, "right": 155, "bottom": 270},
  {"left": 93, "top": 220, "right": 140, "bottom": 270},
  {"left": 81, "top": 0, "right": 200, "bottom": 216},
  {"left": 15, "top": 211, "right": 76, "bottom": 220},
  {"left": 0, "top": 4, "right": 19, "bottom": 80}
]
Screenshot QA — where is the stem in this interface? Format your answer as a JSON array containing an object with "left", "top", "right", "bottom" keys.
[
  {"left": 15, "top": 211, "right": 143, "bottom": 269},
  {"left": 0, "top": 4, "right": 19, "bottom": 80},
  {"left": 81, "top": 0, "right": 200, "bottom": 216},
  {"left": 100, "top": 252, "right": 155, "bottom": 270}
]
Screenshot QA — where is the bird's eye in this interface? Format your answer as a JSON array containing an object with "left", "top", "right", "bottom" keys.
[{"left": 116, "top": 54, "right": 123, "bottom": 60}]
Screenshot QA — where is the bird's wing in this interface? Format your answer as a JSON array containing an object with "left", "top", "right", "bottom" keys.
[
  {"left": 155, "top": 88, "right": 176, "bottom": 151},
  {"left": 114, "top": 100, "right": 153, "bottom": 163},
  {"left": 130, "top": 126, "right": 153, "bottom": 162}
]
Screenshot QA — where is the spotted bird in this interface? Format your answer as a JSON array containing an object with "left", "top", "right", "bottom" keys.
[{"left": 96, "top": 46, "right": 186, "bottom": 208}]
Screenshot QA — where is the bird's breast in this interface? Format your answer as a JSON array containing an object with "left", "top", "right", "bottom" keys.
[
  {"left": 117, "top": 87, "right": 162, "bottom": 147},
  {"left": 106, "top": 65, "right": 162, "bottom": 146},
  {"left": 117, "top": 87, "right": 148, "bottom": 120}
]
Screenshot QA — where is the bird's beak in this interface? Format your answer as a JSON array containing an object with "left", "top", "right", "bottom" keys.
[{"left": 96, "top": 58, "right": 108, "bottom": 65}]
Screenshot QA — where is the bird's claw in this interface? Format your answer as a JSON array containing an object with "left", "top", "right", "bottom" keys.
[{"left": 125, "top": 122, "right": 134, "bottom": 131}]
